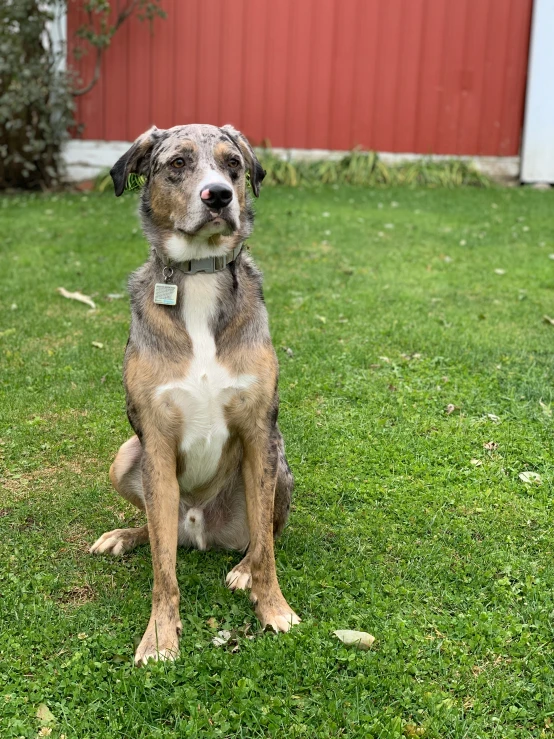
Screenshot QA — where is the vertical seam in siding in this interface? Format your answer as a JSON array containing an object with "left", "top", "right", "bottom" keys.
[
  {"left": 514, "top": 1, "right": 534, "bottom": 156},
  {"left": 454, "top": 0, "right": 471, "bottom": 154},
  {"left": 497, "top": 0, "right": 514, "bottom": 155},
  {"left": 237, "top": 0, "right": 245, "bottom": 129},
  {"left": 101, "top": 46, "right": 106, "bottom": 140},
  {"left": 172, "top": 0, "right": 178, "bottom": 125},
  {"left": 325, "top": 0, "right": 338, "bottom": 149},
  {"left": 434, "top": 0, "right": 451, "bottom": 153},
  {"left": 392, "top": 0, "right": 405, "bottom": 152},
  {"left": 148, "top": 11, "right": 154, "bottom": 127},
  {"left": 125, "top": 14, "right": 130, "bottom": 140},
  {"left": 284, "top": 0, "right": 296, "bottom": 145},
  {"left": 240, "top": 0, "right": 248, "bottom": 135},
  {"left": 413, "top": 0, "right": 427, "bottom": 152},
  {"left": 281, "top": 0, "right": 291, "bottom": 147},
  {"left": 194, "top": 2, "right": 201, "bottom": 125},
  {"left": 214, "top": 2, "right": 222, "bottom": 124},
  {"left": 307, "top": 0, "right": 315, "bottom": 147},
  {"left": 476, "top": 0, "right": 492, "bottom": 153},
  {"left": 498, "top": 0, "right": 515, "bottom": 155},
  {"left": 348, "top": 0, "right": 361, "bottom": 149},
  {"left": 261, "top": 1, "right": 271, "bottom": 143},
  {"left": 370, "top": 0, "right": 383, "bottom": 148}
]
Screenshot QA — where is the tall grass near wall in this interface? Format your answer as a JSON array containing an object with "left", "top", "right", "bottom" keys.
[{"left": 95, "top": 150, "right": 491, "bottom": 194}]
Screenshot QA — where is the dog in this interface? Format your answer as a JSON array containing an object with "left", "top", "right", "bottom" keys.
[{"left": 89, "top": 124, "right": 300, "bottom": 665}]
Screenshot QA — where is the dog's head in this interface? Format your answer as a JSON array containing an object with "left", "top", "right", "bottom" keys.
[{"left": 110, "top": 124, "right": 265, "bottom": 248}]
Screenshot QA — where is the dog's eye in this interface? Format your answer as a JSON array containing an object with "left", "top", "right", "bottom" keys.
[
  {"left": 171, "top": 158, "right": 186, "bottom": 169},
  {"left": 228, "top": 158, "right": 241, "bottom": 169}
]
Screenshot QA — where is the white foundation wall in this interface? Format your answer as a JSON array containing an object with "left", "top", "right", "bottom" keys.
[{"left": 62, "top": 140, "right": 520, "bottom": 184}]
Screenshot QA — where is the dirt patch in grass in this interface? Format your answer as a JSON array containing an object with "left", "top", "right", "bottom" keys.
[
  {"left": 57, "top": 583, "right": 96, "bottom": 607},
  {"left": 63, "top": 521, "right": 95, "bottom": 552}
]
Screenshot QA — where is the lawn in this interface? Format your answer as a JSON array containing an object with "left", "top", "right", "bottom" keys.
[{"left": 1, "top": 183, "right": 554, "bottom": 739}]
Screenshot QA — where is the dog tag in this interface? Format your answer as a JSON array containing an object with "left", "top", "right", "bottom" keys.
[{"left": 154, "top": 283, "right": 178, "bottom": 306}]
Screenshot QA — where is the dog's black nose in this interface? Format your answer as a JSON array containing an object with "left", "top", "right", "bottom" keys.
[{"left": 200, "top": 183, "right": 233, "bottom": 210}]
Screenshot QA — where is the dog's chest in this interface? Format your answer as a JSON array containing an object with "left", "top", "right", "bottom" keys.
[{"left": 156, "top": 274, "right": 253, "bottom": 492}]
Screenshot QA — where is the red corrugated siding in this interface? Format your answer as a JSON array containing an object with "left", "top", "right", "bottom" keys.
[{"left": 67, "top": 0, "right": 532, "bottom": 155}]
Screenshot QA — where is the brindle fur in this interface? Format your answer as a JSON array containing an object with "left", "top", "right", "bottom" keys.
[{"left": 90, "top": 124, "right": 299, "bottom": 665}]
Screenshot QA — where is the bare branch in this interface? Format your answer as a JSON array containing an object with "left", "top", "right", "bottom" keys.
[
  {"left": 113, "top": 0, "right": 140, "bottom": 33},
  {"left": 71, "top": 45, "right": 102, "bottom": 97},
  {"left": 70, "top": 0, "right": 163, "bottom": 97}
]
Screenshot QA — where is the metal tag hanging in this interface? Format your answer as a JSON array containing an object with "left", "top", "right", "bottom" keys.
[{"left": 153, "top": 266, "right": 178, "bottom": 306}]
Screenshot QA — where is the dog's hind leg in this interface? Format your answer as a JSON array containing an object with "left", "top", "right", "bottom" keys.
[
  {"left": 90, "top": 436, "right": 149, "bottom": 556},
  {"left": 227, "top": 433, "right": 293, "bottom": 591},
  {"left": 227, "top": 421, "right": 300, "bottom": 632},
  {"left": 109, "top": 435, "right": 145, "bottom": 510},
  {"left": 273, "top": 429, "right": 294, "bottom": 538}
]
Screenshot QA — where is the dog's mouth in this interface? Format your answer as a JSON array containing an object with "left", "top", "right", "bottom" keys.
[{"left": 176, "top": 211, "right": 237, "bottom": 238}]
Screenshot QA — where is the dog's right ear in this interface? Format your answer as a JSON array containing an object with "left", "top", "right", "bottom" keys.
[{"left": 110, "top": 126, "right": 162, "bottom": 197}]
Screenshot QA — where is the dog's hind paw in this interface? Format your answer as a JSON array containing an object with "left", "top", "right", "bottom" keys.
[
  {"left": 226, "top": 561, "right": 252, "bottom": 591},
  {"left": 89, "top": 526, "right": 148, "bottom": 556}
]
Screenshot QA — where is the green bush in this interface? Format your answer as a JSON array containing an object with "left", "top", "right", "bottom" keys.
[
  {"left": 0, "top": 0, "right": 164, "bottom": 191},
  {"left": 0, "top": 0, "right": 74, "bottom": 189}
]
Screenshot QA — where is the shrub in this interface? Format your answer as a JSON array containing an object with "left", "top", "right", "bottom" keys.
[
  {"left": 0, "top": 0, "right": 74, "bottom": 189},
  {"left": 0, "top": 0, "right": 164, "bottom": 191}
]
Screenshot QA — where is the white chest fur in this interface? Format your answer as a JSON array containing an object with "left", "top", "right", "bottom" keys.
[{"left": 156, "top": 273, "right": 254, "bottom": 492}]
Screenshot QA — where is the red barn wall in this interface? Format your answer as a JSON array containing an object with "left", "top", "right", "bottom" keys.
[{"left": 67, "top": 0, "right": 533, "bottom": 156}]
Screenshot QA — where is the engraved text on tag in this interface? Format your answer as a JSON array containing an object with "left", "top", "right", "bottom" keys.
[{"left": 154, "top": 283, "right": 178, "bottom": 306}]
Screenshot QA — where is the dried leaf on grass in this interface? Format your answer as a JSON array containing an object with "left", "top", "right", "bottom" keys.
[
  {"left": 483, "top": 441, "right": 498, "bottom": 450},
  {"left": 212, "top": 623, "right": 255, "bottom": 651},
  {"left": 446, "top": 403, "right": 459, "bottom": 415},
  {"left": 519, "top": 471, "right": 542, "bottom": 485},
  {"left": 36, "top": 704, "right": 55, "bottom": 725},
  {"left": 333, "top": 629, "right": 375, "bottom": 650},
  {"left": 470, "top": 459, "right": 482, "bottom": 467},
  {"left": 539, "top": 400, "right": 552, "bottom": 417},
  {"left": 212, "top": 630, "right": 231, "bottom": 647},
  {"left": 91, "top": 341, "right": 104, "bottom": 349},
  {"left": 57, "top": 287, "right": 96, "bottom": 310},
  {"left": 404, "top": 724, "right": 426, "bottom": 738},
  {"left": 543, "top": 315, "right": 554, "bottom": 326}
]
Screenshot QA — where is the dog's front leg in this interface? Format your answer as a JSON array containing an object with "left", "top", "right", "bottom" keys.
[
  {"left": 134, "top": 439, "right": 181, "bottom": 666},
  {"left": 232, "top": 429, "right": 300, "bottom": 632}
]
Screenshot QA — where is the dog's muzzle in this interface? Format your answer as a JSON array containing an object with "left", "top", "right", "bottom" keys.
[{"left": 200, "top": 183, "right": 233, "bottom": 211}]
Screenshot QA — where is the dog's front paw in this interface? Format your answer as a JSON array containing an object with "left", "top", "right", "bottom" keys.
[
  {"left": 226, "top": 558, "right": 252, "bottom": 591},
  {"left": 134, "top": 617, "right": 182, "bottom": 667},
  {"left": 252, "top": 588, "right": 301, "bottom": 633},
  {"left": 89, "top": 526, "right": 148, "bottom": 556}
]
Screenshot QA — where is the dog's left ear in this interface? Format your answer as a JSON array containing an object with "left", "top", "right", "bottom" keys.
[
  {"left": 220, "top": 124, "right": 265, "bottom": 197},
  {"left": 110, "top": 126, "right": 163, "bottom": 197}
]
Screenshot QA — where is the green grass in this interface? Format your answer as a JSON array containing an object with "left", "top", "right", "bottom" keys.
[{"left": 1, "top": 184, "right": 553, "bottom": 738}]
